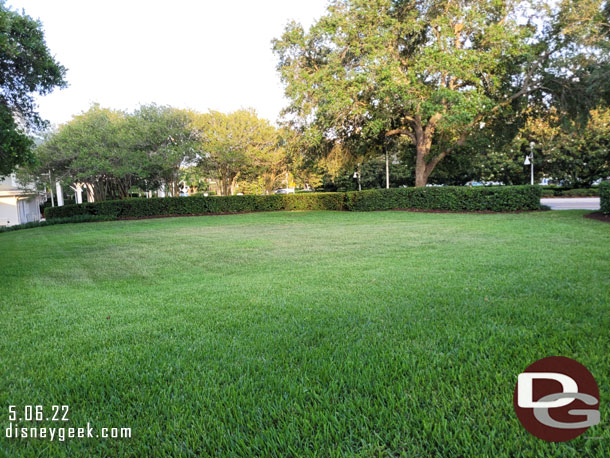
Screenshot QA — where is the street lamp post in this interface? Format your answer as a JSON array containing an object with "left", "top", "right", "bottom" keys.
[
  {"left": 524, "top": 142, "right": 535, "bottom": 185},
  {"left": 353, "top": 163, "right": 361, "bottom": 191}
]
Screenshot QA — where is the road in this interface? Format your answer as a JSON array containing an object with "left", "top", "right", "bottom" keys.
[{"left": 541, "top": 197, "right": 600, "bottom": 210}]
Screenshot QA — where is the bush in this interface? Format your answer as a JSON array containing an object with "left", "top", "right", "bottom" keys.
[
  {"left": 44, "top": 186, "right": 542, "bottom": 221},
  {"left": 45, "top": 193, "right": 344, "bottom": 220},
  {"left": 282, "top": 193, "right": 345, "bottom": 211},
  {"left": 600, "top": 181, "right": 610, "bottom": 215},
  {"left": 539, "top": 186, "right": 599, "bottom": 197},
  {"left": 0, "top": 215, "right": 114, "bottom": 233},
  {"left": 561, "top": 188, "right": 599, "bottom": 197},
  {"left": 345, "top": 186, "right": 541, "bottom": 212}
]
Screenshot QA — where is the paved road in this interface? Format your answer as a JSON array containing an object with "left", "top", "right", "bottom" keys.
[{"left": 541, "top": 197, "right": 600, "bottom": 210}]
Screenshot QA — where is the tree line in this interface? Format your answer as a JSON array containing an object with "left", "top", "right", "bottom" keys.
[
  {"left": 30, "top": 105, "right": 309, "bottom": 200},
  {"left": 2, "top": 0, "right": 609, "bottom": 197}
]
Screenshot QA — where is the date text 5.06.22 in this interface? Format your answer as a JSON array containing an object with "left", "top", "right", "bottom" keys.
[{"left": 8, "top": 405, "right": 69, "bottom": 422}]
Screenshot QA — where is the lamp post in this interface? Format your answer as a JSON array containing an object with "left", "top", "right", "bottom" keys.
[
  {"left": 524, "top": 141, "right": 535, "bottom": 185},
  {"left": 353, "top": 163, "right": 361, "bottom": 191}
]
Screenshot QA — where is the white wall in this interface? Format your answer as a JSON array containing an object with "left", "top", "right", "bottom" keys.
[
  {"left": 0, "top": 197, "right": 19, "bottom": 226},
  {"left": 0, "top": 196, "right": 41, "bottom": 226}
]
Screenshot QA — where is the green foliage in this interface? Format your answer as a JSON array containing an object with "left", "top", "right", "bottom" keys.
[
  {"left": 514, "top": 107, "right": 610, "bottom": 187},
  {"left": 0, "top": 1, "right": 66, "bottom": 175},
  {"left": 0, "top": 215, "right": 113, "bottom": 233},
  {"left": 601, "top": 181, "right": 610, "bottom": 215},
  {"left": 273, "top": 0, "right": 573, "bottom": 186},
  {"left": 44, "top": 193, "right": 345, "bottom": 219},
  {"left": 321, "top": 156, "right": 414, "bottom": 191},
  {"left": 541, "top": 187, "right": 600, "bottom": 197},
  {"left": 36, "top": 104, "right": 197, "bottom": 200},
  {"left": 193, "top": 109, "right": 282, "bottom": 196},
  {"left": 45, "top": 186, "right": 540, "bottom": 220},
  {"left": 345, "top": 186, "right": 542, "bottom": 212},
  {"left": 0, "top": 104, "right": 34, "bottom": 175},
  {"left": 282, "top": 192, "right": 345, "bottom": 211}
]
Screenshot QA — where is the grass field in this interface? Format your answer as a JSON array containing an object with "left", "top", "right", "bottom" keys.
[{"left": 1, "top": 210, "right": 609, "bottom": 457}]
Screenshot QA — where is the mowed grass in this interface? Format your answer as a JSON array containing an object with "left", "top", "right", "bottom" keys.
[{"left": 0, "top": 210, "right": 608, "bottom": 457}]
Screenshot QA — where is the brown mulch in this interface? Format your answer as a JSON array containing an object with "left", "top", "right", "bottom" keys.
[{"left": 584, "top": 212, "right": 610, "bottom": 223}]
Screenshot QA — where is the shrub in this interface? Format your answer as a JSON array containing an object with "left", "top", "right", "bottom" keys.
[
  {"left": 539, "top": 186, "right": 599, "bottom": 197},
  {"left": 44, "top": 193, "right": 344, "bottom": 220},
  {"left": 0, "top": 215, "right": 114, "bottom": 233},
  {"left": 600, "top": 181, "right": 610, "bottom": 215},
  {"left": 44, "top": 186, "right": 542, "bottom": 221},
  {"left": 561, "top": 188, "right": 599, "bottom": 197},
  {"left": 345, "top": 186, "right": 541, "bottom": 212},
  {"left": 282, "top": 192, "right": 345, "bottom": 211}
]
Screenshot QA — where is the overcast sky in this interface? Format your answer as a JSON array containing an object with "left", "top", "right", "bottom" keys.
[{"left": 6, "top": 0, "right": 329, "bottom": 127}]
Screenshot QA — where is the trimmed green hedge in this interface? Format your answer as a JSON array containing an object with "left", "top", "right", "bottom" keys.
[
  {"left": 541, "top": 187, "right": 599, "bottom": 197},
  {"left": 0, "top": 215, "right": 114, "bottom": 233},
  {"left": 345, "top": 186, "right": 541, "bottom": 212},
  {"left": 600, "top": 181, "right": 610, "bottom": 215},
  {"left": 44, "top": 193, "right": 344, "bottom": 219},
  {"left": 44, "top": 186, "right": 542, "bottom": 220}
]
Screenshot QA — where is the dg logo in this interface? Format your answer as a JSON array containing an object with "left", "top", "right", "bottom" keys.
[{"left": 513, "top": 356, "right": 601, "bottom": 442}]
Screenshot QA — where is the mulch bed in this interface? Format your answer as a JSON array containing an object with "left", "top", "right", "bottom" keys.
[{"left": 584, "top": 212, "right": 610, "bottom": 223}]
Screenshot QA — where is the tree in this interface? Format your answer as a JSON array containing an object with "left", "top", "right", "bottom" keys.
[
  {"left": 274, "top": 0, "right": 606, "bottom": 186},
  {"left": 194, "top": 109, "right": 280, "bottom": 196},
  {"left": 517, "top": 107, "right": 610, "bottom": 186},
  {"left": 0, "top": 2, "right": 66, "bottom": 176},
  {"left": 36, "top": 104, "right": 198, "bottom": 201},
  {"left": 36, "top": 105, "right": 132, "bottom": 201},
  {"left": 125, "top": 105, "right": 200, "bottom": 196}
]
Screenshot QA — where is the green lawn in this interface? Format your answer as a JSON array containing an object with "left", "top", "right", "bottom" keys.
[{"left": 1, "top": 211, "right": 608, "bottom": 457}]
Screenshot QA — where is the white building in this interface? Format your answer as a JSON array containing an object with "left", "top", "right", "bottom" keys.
[{"left": 0, "top": 174, "right": 42, "bottom": 226}]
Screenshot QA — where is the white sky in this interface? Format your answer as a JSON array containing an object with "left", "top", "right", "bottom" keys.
[{"left": 6, "top": 0, "right": 329, "bottom": 127}]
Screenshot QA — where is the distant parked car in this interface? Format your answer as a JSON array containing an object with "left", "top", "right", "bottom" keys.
[
  {"left": 274, "top": 188, "right": 295, "bottom": 194},
  {"left": 465, "top": 181, "right": 504, "bottom": 186}
]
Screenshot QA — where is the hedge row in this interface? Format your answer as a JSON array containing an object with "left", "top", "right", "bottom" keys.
[
  {"left": 44, "top": 193, "right": 346, "bottom": 219},
  {"left": 541, "top": 188, "right": 599, "bottom": 197},
  {"left": 345, "top": 186, "right": 541, "bottom": 212},
  {"left": 44, "top": 186, "right": 542, "bottom": 220},
  {"left": 600, "top": 181, "right": 610, "bottom": 215},
  {"left": 0, "top": 215, "right": 114, "bottom": 233}
]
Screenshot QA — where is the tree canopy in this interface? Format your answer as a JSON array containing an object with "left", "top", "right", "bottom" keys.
[
  {"left": 193, "top": 109, "right": 281, "bottom": 196},
  {"left": 0, "top": 1, "right": 66, "bottom": 176},
  {"left": 274, "top": 0, "right": 609, "bottom": 186},
  {"left": 36, "top": 104, "right": 197, "bottom": 201}
]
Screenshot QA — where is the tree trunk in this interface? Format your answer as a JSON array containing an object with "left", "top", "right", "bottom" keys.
[
  {"left": 230, "top": 173, "right": 240, "bottom": 195},
  {"left": 415, "top": 144, "right": 429, "bottom": 187}
]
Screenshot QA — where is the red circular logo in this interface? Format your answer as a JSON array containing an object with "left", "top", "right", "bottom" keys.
[{"left": 513, "top": 356, "right": 600, "bottom": 442}]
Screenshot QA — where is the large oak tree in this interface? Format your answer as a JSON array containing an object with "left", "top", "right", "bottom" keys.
[{"left": 274, "top": 0, "right": 605, "bottom": 186}]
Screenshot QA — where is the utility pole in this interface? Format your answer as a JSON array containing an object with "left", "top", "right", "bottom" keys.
[
  {"left": 524, "top": 142, "right": 535, "bottom": 185},
  {"left": 384, "top": 146, "right": 390, "bottom": 189},
  {"left": 530, "top": 142, "right": 535, "bottom": 186}
]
